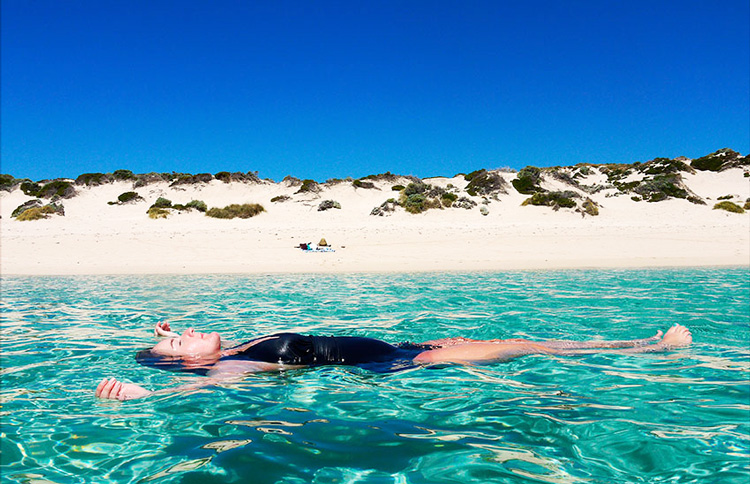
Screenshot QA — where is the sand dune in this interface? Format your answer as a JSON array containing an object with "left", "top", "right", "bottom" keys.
[{"left": 1, "top": 160, "right": 748, "bottom": 275}]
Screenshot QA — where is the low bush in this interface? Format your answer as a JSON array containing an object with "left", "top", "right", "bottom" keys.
[
  {"left": 523, "top": 191, "right": 578, "bottom": 209},
  {"left": 441, "top": 192, "right": 458, "bottom": 207},
  {"left": 745, "top": 199, "right": 750, "bottom": 210},
  {"left": 353, "top": 179, "right": 375, "bottom": 189},
  {"left": 76, "top": 173, "right": 113, "bottom": 186},
  {"left": 717, "top": 195, "right": 733, "bottom": 200},
  {"left": 113, "top": 169, "right": 135, "bottom": 181},
  {"left": 21, "top": 181, "right": 42, "bottom": 197},
  {"left": 1, "top": 174, "right": 19, "bottom": 191},
  {"left": 12, "top": 199, "right": 43, "bottom": 218},
  {"left": 147, "top": 207, "right": 170, "bottom": 219},
  {"left": 151, "top": 197, "right": 172, "bottom": 209},
  {"left": 511, "top": 166, "right": 542, "bottom": 194},
  {"left": 579, "top": 198, "right": 600, "bottom": 216},
  {"left": 15, "top": 202, "right": 64, "bottom": 221},
  {"left": 633, "top": 174, "right": 688, "bottom": 202},
  {"left": 295, "top": 179, "right": 319, "bottom": 194},
  {"left": 370, "top": 199, "right": 399, "bottom": 216},
  {"left": 713, "top": 201, "right": 745, "bottom": 214},
  {"left": 184, "top": 200, "right": 207, "bottom": 212},
  {"left": 465, "top": 169, "right": 508, "bottom": 196},
  {"left": 691, "top": 149, "right": 742, "bottom": 172},
  {"left": 206, "top": 203, "right": 265, "bottom": 219},
  {"left": 117, "top": 191, "right": 142, "bottom": 204},
  {"left": 392, "top": 185, "right": 405, "bottom": 191},
  {"left": 170, "top": 173, "right": 213, "bottom": 186},
  {"left": 453, "top": 197, "right": 477, "bottom": 210},
  {"left": 318, "top": 200, "right": 342, "bottom": 211},
  {"left": 25, "top": 180, "right": 76, "bottom": 199},
  {"left": 271, "top": 195, "right": 291, "bottom": 203}
]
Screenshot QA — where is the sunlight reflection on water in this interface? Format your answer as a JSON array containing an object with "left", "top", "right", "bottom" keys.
[{"left": 1, "top": 268, "right": 749, "bottom": 483}]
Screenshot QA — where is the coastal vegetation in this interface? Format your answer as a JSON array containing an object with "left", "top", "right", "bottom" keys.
[
  {"left": 205, "top": 203, "right": 265, "bottom": 219},
  {"left": 147, "top": 207, "right": 170, "bottom": 219},
  {"left": 352, "top": 179, "right": 376, "bottom": 189},
  {"left": 1, "top": 174, "right": 20, "bottom": 191},
  {"left": 691, "top": 148, "right": 749, "bottom": 172},
  {"left": 108, "top": 191, "right": 144, "bottom": 205},
  {"left": 713, "top": 201, "right": 745, "bottom": 214},
  {"left": 464, "top": 169, "right": 508, "bottom": 196},
  {"left": 12, "top": 200, "right": 64, "bottom": 221},
  {"left": 145, "top": 197, "right": 207, "bottom": 217},
  {"left": 511, "top": 166, "right": 543, "bottom": 194},
  {"left": 522, "top": 191, "right": 579, "bottom": 209},
  {"left": 21, "top": 180, "right": 76, "bottom": 199},
  {"left": 318, "top": 200, "right": 342, "bottom": 211},
  {"left": 296, "top": 179, "right": 320, "bottom": 194},
  {"left": 270, "top": 195, "right": 291, "bottom": 203}
]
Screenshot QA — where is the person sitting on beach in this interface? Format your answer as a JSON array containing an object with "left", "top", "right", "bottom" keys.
[{"left": 95, "top": 322, "right": 692, "bottom": 401}]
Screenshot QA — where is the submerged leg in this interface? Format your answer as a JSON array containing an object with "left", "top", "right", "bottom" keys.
[
  {"left": 414, "top": 326, "right": 692, "bottom": 365},
  {"left": 534, "top": 330, "right": 663, "bottom": 350},
  {"left": 413, "top": 341, "right": 559, "bottom": 365}
]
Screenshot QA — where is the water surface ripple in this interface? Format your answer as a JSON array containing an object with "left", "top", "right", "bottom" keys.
[{"left": 1, "top": 268, "right": 748, "bottom": 483}]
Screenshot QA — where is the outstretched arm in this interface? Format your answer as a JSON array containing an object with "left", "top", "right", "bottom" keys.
[{"left": 94, "top": 360, "right": 301, "bottom": 401}]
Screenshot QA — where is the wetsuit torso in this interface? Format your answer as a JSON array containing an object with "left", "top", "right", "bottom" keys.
[{"left": 223, "top": 333, "right": 431, "bottom": 372}]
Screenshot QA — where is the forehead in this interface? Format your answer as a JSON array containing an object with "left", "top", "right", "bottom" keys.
[{"left": 152, "top": 337, "right": 177, "bottom": 354}]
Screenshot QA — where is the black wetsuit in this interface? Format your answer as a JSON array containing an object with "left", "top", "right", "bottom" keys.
[{"left": 223, "top": 333, "right": 432, "bottom": 373}]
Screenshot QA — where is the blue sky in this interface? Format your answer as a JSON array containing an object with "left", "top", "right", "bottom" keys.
[{"left": 2, "top": 0, "right": 748, "bottom": 182}]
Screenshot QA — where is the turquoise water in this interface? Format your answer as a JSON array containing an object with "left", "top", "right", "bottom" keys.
[{"left": 1, "top": 268, "right": 749, "bottom": 483}]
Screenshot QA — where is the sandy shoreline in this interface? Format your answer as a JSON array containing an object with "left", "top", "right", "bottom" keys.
[{"left": 2, "top": 166, "right": 748, "bottom": 275}]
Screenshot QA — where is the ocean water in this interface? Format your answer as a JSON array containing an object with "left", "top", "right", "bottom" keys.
[{"left": 1, "top": 268, "right": 748, "bottom": 484}]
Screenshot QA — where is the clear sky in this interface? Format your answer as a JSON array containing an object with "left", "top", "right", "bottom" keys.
[{"left": 2, "top": 0, "right": 748, "bottom": 182}]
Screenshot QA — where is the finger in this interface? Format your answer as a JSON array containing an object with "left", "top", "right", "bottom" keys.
[
  {"left": 102, "top": 378, "right": 118, "bottom": 399},
  {"left": 95, "top": 378, "right": 108, "bottom": 397}
]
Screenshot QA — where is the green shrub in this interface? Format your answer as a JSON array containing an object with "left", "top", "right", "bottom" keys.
[
  {"left": 271, "top": 195, "right": 291, "bottom": 203},
  {"left": 215, "top": 171, "right": 232, "bottom": 183},
  {"left": 581, "top": 198, "right": 599, "bottom": 216},
  {"left": 12, "top": 199, "right": 42, "bottom": 218},
  {"left": 147, "top": 207, "right": 170, "bottom": 219},
  {"left": 21, "top": 181, "right": 42, "bottom": 197},
  {"left": 0, "top": 174, "right": 20, "bottom": 191},
  {"left": 441, "top": 192, "right": 458, "bottom": 207},
  {"left": 465, "top": 170, "right": 507, "bottom": 196},
  {"left": 523, "top": 191, "right": 578, "bottom": 208},
  {"left": 206, "top": 203, "right": 265, "bottom": 219},
  {"left": 170, "top": 173, "right": 213, "bottom": 186},
  {"left": 353, "top": 179, "right": 375, "bottom": 189},
  {"left": 15, "top": 203, "right": 62, "bottom": 221},
  {"left": 151, "top": 197, "right": 172, "bottom": 208},
  {"left": 633, "top": 175, "right": 688, "bottom": 202},
  {"left": 717, "top": 195, "right": 733, "bottom": 200},
  {"left": 744, "top": 200, "right": 750, "bottom": 210},
  {"left": 185, "top": 200, "right": 207, "bottom": 212},
  {"left": 318, "top": 200, "right": 341, "bottom": 211},
  {"left": 642, "top": 157, "right": 693, "bottom": 175},
  {"left": 117, "top": 191, "right": 142, "bottom": 203},
  {"left": 511, "top": 166, "right": 542, "bottom": 194},
  {"left": 296, "top": 179, "right": 319, "bottom": 193},
  {"left": 691, "top": 148, "right": 742, "bottom": 171},
  {"left": 113, "top": 169, "right": 135, "bottom": 181},
  {"left": 713, "top": 201, "right": 745, "bottom": 214},
  {"left": 392, "top": 185, "right": 405, "bottom": 191},
  {"left": 76, "top": 173, "right": 112, "bottom": 186}
]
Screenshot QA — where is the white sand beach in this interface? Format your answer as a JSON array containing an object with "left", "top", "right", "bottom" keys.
[{"left": 1, "top": 165, "right": 748, "bottom": 275}]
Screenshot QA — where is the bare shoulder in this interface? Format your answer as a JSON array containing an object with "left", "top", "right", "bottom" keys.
[{"left": 208, "top": 359, "right": 302, "bottom": 378}]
